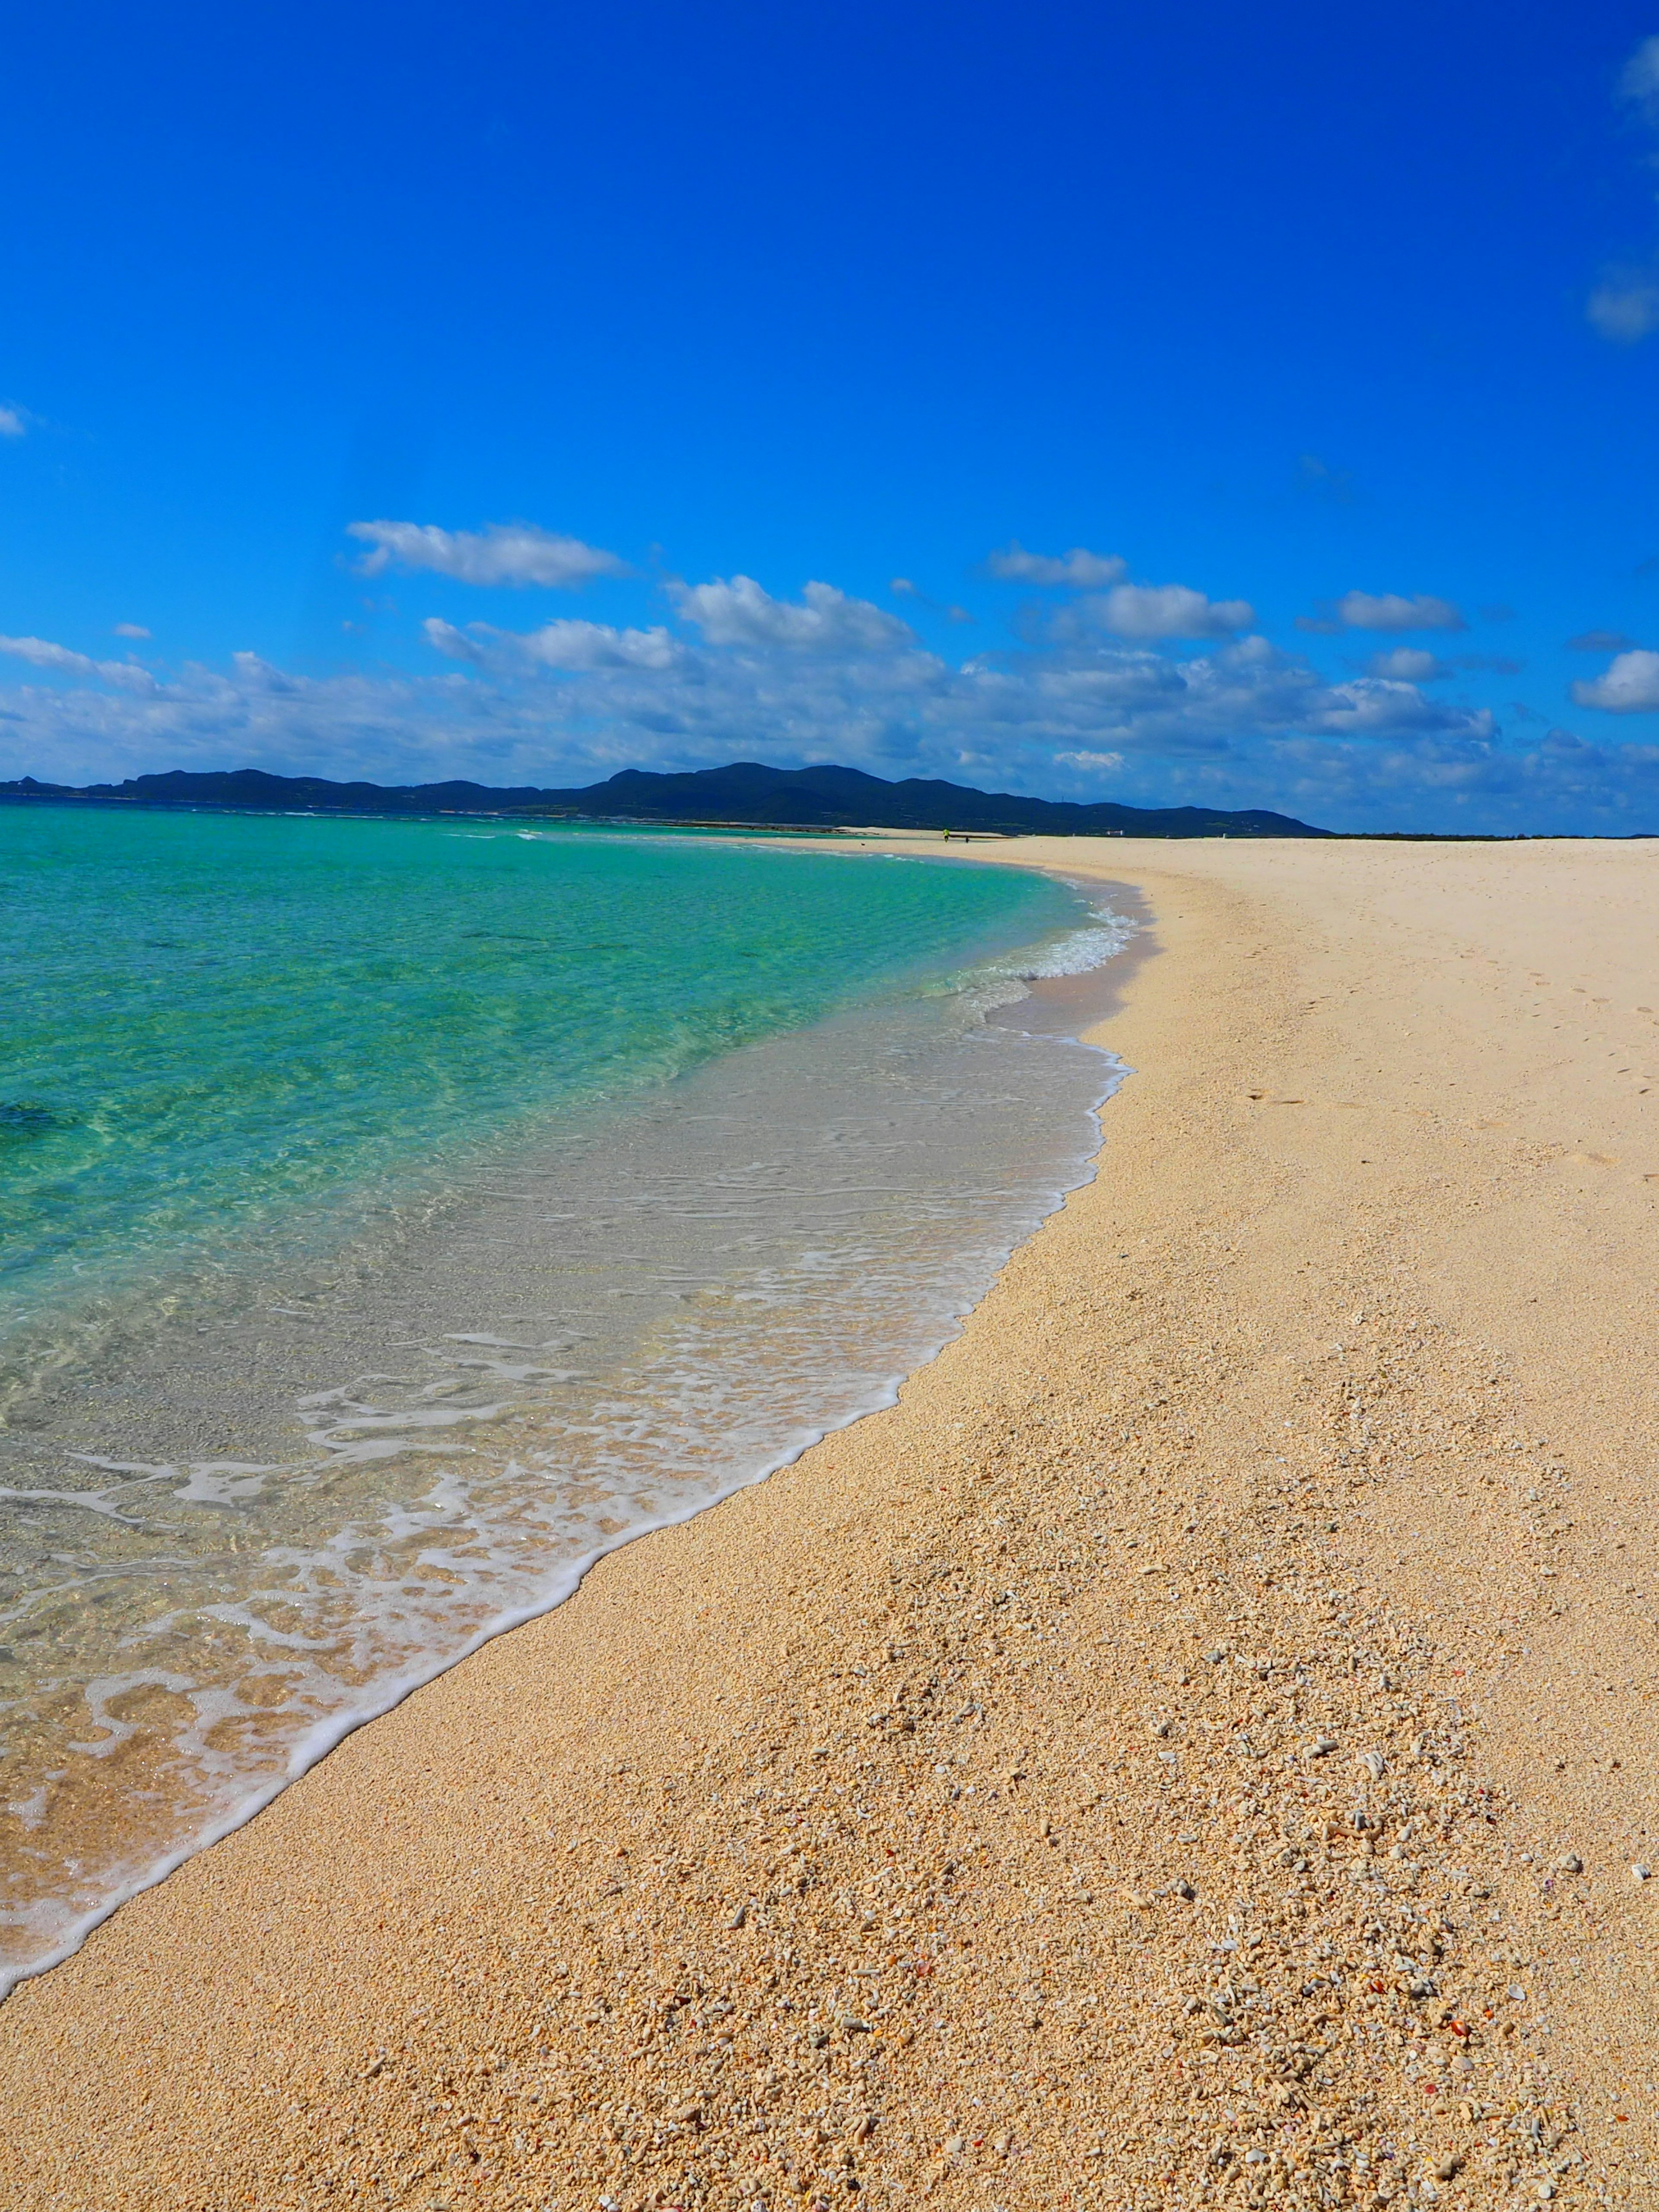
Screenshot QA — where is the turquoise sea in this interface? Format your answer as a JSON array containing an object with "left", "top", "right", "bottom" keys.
[{"left": 0, "top": 804, "right": 1131, "bottom": 1993}]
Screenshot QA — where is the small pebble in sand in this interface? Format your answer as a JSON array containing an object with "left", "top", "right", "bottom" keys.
[
  {"left": 1633, "top": 1862, "right": 1651, "bottom": 1882},
  {"left": 1556, "top": 1853, "right": 1583, "bottom": 1874}
]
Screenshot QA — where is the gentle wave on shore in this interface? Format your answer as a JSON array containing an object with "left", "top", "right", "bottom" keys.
[{"left": 0, "top": 808, "right": 1133, "bottom": 1993}]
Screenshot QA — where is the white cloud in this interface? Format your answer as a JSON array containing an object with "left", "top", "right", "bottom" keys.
[
  {"left": 669, "top": 575, "right": 915, "bottom": 652},
  {"left": 1587, "top": 269, "right": 1659, "bottom": 343},
  {"left": 419, "top": 617, "right": 486, "bottom": 664},
  {"left": 985, "top": 542, "right": 1128, "bottom": 588},
  {"left": 1589, "top": 46, "right": 1659, "bottom": 343},
  {"left": 1302, "top": 589, "right": 1466, "bottom": 633},
  {"left": 10, "top": 569, "right": 1638, "bottom": 834},
  {"left": 1074, "top": 582, "right": 1255, "bottom": 639},
  {"left": 1620, "top": 34, "right": 1659, "bottom": 124},
  {"left": 0, "top": 634, "right": 155, "bottom": 692},
  {"left": 228, "top": 650, "right": 301, "bottom": 693},
  {"left": 1367, "top": 647, "right": 1450, "bottom": 681},
  {"left": 346, "top": 519, "right": 629, "bottom": 588},
  {"left": 425, "top": 614, "right": 681, "bottom": 671},
  {"left": 2, "top": 611, "right": 1473, "bottom": 782},
  {"left": 1570, "top": 648, "right": 1659, "bottom": 712},
  {"left": 112, "top": 622, "right": 151, "bottom": 639},
  {"left": 521, "top": 620, "right": 679, "bottom": 671},
  {"left": 0, "top": 407, "right": 25, "bottom": 439},
  {"left": 1302, "top": 677, "right": 1495, "bottom": 740}
]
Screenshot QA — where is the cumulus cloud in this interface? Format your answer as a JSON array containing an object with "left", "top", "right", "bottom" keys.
[
  {"left": 984, "top": 542, "right": 1128, "bottom": 588},
  {"left": 1055, "top": 748, "right": 1125, "bottom": 775},
  {"left": 1061, "top": 582, "right": 1255, "bottom": 640},
  {"left": 347, "top": 519, "right": 629, "bottom": 588},
  {"left": 1367, "top": 647, "right": 1450, "bottom": 681},
  {"left": 1570, "top": 648, "right": 1659, "bottom": 712},
  {"left": 0, "top": 634, "right": 155, "bottom": 692},
  {"left": 0, "top": 601, "right": 1491, "bottom": 803},
  {"left": 1301, "top": 678, "right": 1496, "bottom": 741},
  {"left": 0, "top": 406, "right": 25, "bottom": 439},
  {"left": 11, "top": 560, "right": 1653, "bottom": 833},
  {"left": 1300, "top": 590, "right": 1466, "bottom": 634},
  {"left": 669, "top": 575, "right": 915, "bottom": 652},
  {"left": 112, "top": 622, "right": 151, "bottom": 639}
]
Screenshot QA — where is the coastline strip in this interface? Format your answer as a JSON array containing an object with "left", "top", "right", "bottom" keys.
[{"left": 3, "top": 835, "right": 1658, "bottom": 2208}]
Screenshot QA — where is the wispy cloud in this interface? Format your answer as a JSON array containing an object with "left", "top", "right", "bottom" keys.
[
  {"left": 1567, "top": 628, "right": 1637, "bottom": 652},
  {"left": 1367, "top": 647, "right": 1522, "bottom": 681},
  {"left": 1620, "top": 34, "right": 1659, "bottom": 127},
  {"left": 1587, "top": 269, "right": 1659, "bottom": 343},
  {"left": 0, "top": 406, "right": 26, "bottom": 440},
  {"left": 1586, "top": 41, "right": 1659, "bottom": 343},
  {"left": 425, "top": 615, "right": 682, "bottom": 671},
  {"left": 983, "top": 542, "right": 1128, "bottom": 588},
  {"left": 1570, "top": 648, "right": 1659, "bottom": 712},
  {"left": 346, "top": 519, "right": 630, "bottom": 588},
  {"left": 1299, "top": 589, "right": 1466, "bottom": 634},
  {"left": 1296, "top": 453, "right": 1357, "bottom": 505},
  {"left": 0, "top": 634, "right": 155, "bottom": 692},
  {"left": 891, "top": 578, "right": 974, "bottom": 624},
  {"left": 112, "top": 622, "right": 151, "bottom": 640}
]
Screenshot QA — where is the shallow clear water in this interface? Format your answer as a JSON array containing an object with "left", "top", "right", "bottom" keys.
[{"left": 0, "top": 805, "right": 1131, "bottom": 1994}]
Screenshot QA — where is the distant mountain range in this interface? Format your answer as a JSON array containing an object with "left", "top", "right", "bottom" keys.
[{"left": 0, "top": 761, "right": 1328, "bottom": 838}]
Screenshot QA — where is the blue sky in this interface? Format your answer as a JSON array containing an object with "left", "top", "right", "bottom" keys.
[{"left": 5, "top": 1, "right": 1659, "bottom": 831}]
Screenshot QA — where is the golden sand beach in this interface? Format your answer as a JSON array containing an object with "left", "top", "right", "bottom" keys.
[{"left": 3, "top": 834, "right": 1658, "bottom": 2209}]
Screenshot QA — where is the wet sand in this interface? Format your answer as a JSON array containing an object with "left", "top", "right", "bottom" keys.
[{"left": 3, "top": 833, "right": 1659, "bottom": 2210}]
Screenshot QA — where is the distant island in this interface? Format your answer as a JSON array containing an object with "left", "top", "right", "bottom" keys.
[{"left": 0, "top": 762, "right": 1327, "bottom": 839}]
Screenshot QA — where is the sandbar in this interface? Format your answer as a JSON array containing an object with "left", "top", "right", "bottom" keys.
[{"left": 2, "top": 833, "right": 1657, "bottom": 2209}]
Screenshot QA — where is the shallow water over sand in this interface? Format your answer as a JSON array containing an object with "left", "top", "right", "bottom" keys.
[{"left": 0, "top": 807, "right": 1131, "bottom": 1990}]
